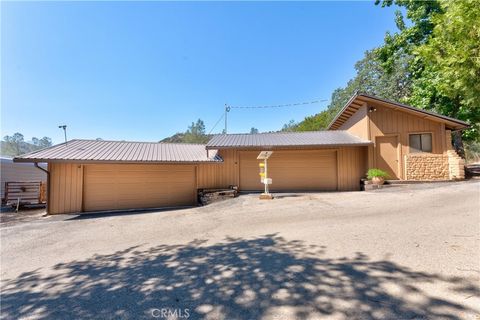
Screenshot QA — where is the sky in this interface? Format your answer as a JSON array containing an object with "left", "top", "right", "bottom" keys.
[{"left": 1, "top": 1, "right": 400, "bottom": 144}]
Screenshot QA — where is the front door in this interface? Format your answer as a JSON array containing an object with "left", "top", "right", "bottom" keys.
[{"left": 376, "top": 136, "right": 399, "bottom": 179}]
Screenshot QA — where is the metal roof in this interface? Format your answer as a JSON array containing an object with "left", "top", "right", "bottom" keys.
[
  {"left": 14, "top": 139, "right": 222, "bottom": 163},
  {"left": 206, "top": 131, "right": 372, "bottom": 149},
  {"left": 328, "top": 92, "right": 470, "bottom": 130}
]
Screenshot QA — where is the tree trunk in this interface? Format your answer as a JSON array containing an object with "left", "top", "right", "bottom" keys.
[{"left": 452, "top": 131, "right": 466, "bottom": 159}]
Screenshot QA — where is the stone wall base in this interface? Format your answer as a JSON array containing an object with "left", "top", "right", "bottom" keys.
[
  {"left": 447, "top": 150, "right": 465, "bottom": 180},
  {"left": 405, "top": 151, "right": 465, "bottom": 181}
]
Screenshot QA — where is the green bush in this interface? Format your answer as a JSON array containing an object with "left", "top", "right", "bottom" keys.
[
  {"left": 465, "top": 140, "right": 480, "bottom": 164},
  {"left": 366, "top": 168, "right": 390, "bottom": 180}
]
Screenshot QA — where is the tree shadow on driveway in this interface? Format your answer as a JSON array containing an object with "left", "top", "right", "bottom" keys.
[{"left": 1, "top": 235, "right": 478, "bottom": 319}]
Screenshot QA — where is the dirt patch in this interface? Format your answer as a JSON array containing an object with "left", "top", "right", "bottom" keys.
[{"left": 0, "top": 205, "right": 47, "bottom": 226}]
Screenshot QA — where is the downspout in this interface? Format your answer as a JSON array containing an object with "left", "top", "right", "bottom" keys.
[{"left": 34, "top": 162, "right": 50, "bottom": 214}]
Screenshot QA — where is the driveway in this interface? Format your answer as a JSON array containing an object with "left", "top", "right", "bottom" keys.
[{"left": 1, "top": 181, "right": 479, "bottom": 319}]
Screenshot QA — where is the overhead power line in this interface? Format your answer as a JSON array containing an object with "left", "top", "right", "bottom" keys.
[
  {"left": 230, "top": 99, "right": 328, "bottom": 109},
  {"left": 208, "top": 112, "right": 225, "bottom": 135},
  {"left": 208, "top": 98, "right": 329, "bottom": 134}
]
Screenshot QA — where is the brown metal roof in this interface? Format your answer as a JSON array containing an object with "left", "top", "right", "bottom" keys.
[
  {"left": 206, "top": 131, "right": 372, "bottom": 149},
  {"left": 328, "top": 92, "right": 470, "bottom": 130},
  {"left": 14, "top": 140, "right": 222, "bottom": 163}
]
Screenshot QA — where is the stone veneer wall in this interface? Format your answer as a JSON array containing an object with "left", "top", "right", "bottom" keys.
[
  {"left": 404, "top": 130, "right": 465, "bottom": 181},
  {"left": 447, "top": 150, "right": 465, "bottom": 180},
  {"left": 404, "top": 154, "right": 449, "bottom": 180}
]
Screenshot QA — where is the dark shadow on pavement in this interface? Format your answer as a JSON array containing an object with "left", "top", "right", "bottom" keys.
[
  {"left": 1, "top": 235, "right": 477, "bottom": 319},
  {"left": 66, "top": 206, "right": 195, "bottom": 221}
]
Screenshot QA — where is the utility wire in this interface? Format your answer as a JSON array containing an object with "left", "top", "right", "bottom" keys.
[
  {"left": 230, "top": 99, "right": 328, "bottom": 109},
  {"left": 208, "top": 112, "right": 225, "bottom": 135},
  {"left": 208, "top": 98, "right": 329, "bottom": 134}
]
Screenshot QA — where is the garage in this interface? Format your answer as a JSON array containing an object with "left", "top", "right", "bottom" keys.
[
  {"left": 14, "top": 132, "right": 371, "bottom": 215},
  {"left": 239, "top": 150, "right": 338, "bottom": 191},
  {"left": 83, "top": 164, "right": 196, "bottom": 212}
]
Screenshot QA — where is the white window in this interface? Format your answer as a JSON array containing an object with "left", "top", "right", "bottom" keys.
[{"left": 409, "top": 133, "right": 432, "bottom": 153}]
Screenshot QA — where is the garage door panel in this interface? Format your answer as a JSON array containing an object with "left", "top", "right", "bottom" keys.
[
  {"left": 83, "top": 164, "right": 196, "bottom": 212},
  {"left": 240, "top": 150, "right": 337, "bottom": 191}
]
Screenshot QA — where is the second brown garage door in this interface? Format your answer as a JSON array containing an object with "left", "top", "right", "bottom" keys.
[
  {"left": 83, "top": 164, "right": 196, "bottom": 212},
  {"left": 239, "top": 150, "right": 338, "bottom": 191}
]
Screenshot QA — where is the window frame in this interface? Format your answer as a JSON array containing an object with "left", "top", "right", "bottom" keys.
[{"left": 409, "top": 132, "right": 433, "bottom": 153}]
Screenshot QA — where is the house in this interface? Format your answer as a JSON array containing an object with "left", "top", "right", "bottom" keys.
[
  {"left": 1, "top": 157, "right": 47, "bottom": 203},
  {"left": 14, "top": 93, "right": 468, "bottom": 215}
]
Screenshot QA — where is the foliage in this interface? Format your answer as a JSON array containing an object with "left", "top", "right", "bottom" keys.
[
  {"left": 294, "top": 49, "right": 414, "bottom": 131},
  {"left": 32, "top": 136, "right": 53, "bottom": 149},
  {"left": 1, "top": 133, "right": 53, "bottom": 157},
  {"left": 250, "top": 127, "right": 259, "bottom": 134},
  {"left": 375, "top": 0, "right": 479, "bottom": 144},
  {"left": 293, "top": 0, "right": 479, "bottom": 155},
  {"left": 409, "top": 0, "right": 480, "bottom": 141},
  {"left": 161, "top": 119, "right": 211, "bottom": 144},
  {"left": 366, "top": 168, "right": 390, "bottom": 179},
  {"left": 465, "top": 140, "right": 480, "bottom": 164},
  {"left": 281, "top": 120, "right": 297, "bottom": 132}
]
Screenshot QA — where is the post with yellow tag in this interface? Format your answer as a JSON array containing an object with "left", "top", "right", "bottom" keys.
[{"left": 257, "top": 151, "right": 273, "bottom": 200}]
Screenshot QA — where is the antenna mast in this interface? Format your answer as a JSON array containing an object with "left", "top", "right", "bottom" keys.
[
  {"left": 224, "top": 104, "right": 230, "bottom": 134},
  {"left": 58, "top": 125, "right": 67, "bottom": 145}
]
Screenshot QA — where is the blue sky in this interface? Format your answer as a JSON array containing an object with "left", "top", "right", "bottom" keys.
[{"left": 1, "top": 1, "right": 399, "bottom": 144}]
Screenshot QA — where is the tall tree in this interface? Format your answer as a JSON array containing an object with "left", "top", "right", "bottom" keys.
[
  {"left": 3, "top": 133, "right": 25, "bottom": 155},
  {"left": 410, "top": 0, "right": 480, "bottom": 144},
  {"left": 376, "top": 0, "right": 480, "bottom": 156}
]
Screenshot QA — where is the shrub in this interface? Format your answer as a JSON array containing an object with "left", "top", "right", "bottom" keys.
[{"left": 366, "top": 168, "right": 390, "bottom": 180}]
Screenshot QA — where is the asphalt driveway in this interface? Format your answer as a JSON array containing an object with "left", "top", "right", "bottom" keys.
[{"left": 1, "top": 181, "right": 479, "bottom": 319}]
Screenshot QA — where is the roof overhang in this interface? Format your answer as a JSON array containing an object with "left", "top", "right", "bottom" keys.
[
  {"left": 13, "top": 158, "right": 223, "bottom": 164},
  {"left": 328, "top": 92, "right": 470, "bottom": 131}
]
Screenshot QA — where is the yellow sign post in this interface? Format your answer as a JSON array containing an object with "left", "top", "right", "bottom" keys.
[{"left": 257, "top": 151, "right": 273, "bottom": 200}]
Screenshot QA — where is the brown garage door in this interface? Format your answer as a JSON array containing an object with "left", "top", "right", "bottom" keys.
[
  {"left": 83, "top": 164, "right": 196, "bottom": 212},
  {"left": 239, "top": 150, "right": 337, "bottom": 191}
]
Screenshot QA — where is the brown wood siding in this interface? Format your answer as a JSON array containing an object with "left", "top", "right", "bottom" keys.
[
  {"left": 368, "top": 103, "right": 446, "bottom": 179},
  {"left": 83, "top": 164, "right": 196, "bottom": 212},
  {"left": 338, "top": 105, "right": 369, "bottom": 140},
  {"left": 48, "top": 146, "right": 367, "bottom": 214},
  {"left": 239, "top": 150, "right": 338, "bottom": 191},
  {"left": 197, "top": 149, "right": 239, "bottom": 189},
  {"left": 49, "top": 163, "right": 83, "bottom": 214},
  {"left": 337, "top": 146, "right": 368, "bottom": 190}
]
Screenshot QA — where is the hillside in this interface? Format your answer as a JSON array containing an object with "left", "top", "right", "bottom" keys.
[{"left": 1, "top": 141, "right": 40, "bottom": 158}]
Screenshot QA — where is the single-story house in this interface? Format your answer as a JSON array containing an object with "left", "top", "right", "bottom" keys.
[{"left": 14, "top": 93, "right": 468, "bottom": 214}]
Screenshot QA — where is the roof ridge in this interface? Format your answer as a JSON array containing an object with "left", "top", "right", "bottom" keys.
[
  {"left": 212, "top": 130, "right": 349, "bottom": 136},
  {"left": 65, "top": 139, "right": 207, "bottom": 146}
]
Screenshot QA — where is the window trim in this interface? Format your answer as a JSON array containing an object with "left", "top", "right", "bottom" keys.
[{"left": 408, "top": 132, "right": 433, "bottom": 153}]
